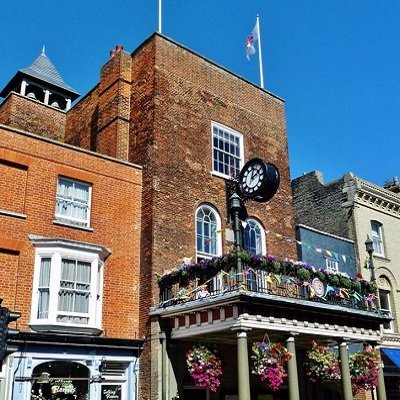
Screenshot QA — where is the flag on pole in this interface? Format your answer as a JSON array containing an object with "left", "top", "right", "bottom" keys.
[{"left": 245, "top": 22, "right": 259, "bottom": 60}]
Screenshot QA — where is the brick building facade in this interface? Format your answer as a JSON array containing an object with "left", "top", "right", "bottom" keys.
[
  {"left": 63, "top": 35, "right": 297, "bottom": 398},
  {"left": 0, "top": 57, "right": 143, "bottom": 399},
  {"left": 0, "top": 34, "right": 391, "bottom": 400}
]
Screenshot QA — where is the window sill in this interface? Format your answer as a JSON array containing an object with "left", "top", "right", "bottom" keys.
[
  {"left": 53, "top": 220, "right": 94, "bottom": 232},
  {"left": 211, "top": 171, "right": 233, "bottom": 180},
  {"left": 29, "top": 322, "right": 102, "bottom": 336},
  {"left": 0, "top": 209, "right": 27, "bottom": 219},
  {"left": 373, "top": 254, "right": 390, "bottom": 262}
]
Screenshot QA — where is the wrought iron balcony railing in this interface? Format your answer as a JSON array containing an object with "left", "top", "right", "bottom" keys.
[{"left": 158, "top": 266, "right": 379, "bottom": 313}]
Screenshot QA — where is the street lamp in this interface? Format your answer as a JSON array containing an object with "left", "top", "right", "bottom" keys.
[
  {"left": 365, "top": 235, "right": 380, "bottom": 309},
  {"left": 230, "top": 193, "right": 243, "bottom": 287}
]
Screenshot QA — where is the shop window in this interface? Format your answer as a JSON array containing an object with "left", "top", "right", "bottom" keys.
[{"left": 31, "top": 361, "right": 89, "bottom": 400}]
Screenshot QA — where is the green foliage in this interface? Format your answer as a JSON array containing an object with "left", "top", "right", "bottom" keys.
[{"left": 296, "top": 267, "right": 311, "bottom": 281}]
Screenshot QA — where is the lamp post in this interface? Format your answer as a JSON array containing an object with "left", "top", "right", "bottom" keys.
[
  {"left": 230, "top": 193, "right": 243, "bottom": 287},
  {"left": 365, "top": 235, "right": 380, "bottom": 309}
]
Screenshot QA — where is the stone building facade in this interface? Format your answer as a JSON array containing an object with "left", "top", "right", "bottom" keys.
[{"left": 292, "top": 171, "right": 400, "bottom": 396}]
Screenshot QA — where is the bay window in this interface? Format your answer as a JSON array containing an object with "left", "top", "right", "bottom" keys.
[{"left": 30, "top": 235, "right": 110, "bottom": 334}]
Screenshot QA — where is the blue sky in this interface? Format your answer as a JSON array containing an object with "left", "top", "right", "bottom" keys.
[{"left": 1, "top": 1, "right": 399, "bottom": 186}]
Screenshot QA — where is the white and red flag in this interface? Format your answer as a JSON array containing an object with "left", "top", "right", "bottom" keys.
[
  {"left": 246, "top": 22, "right": 259, "bottom": 60},
  {"left": 245, "top": 16, "right": 264, "bottom": 89}
]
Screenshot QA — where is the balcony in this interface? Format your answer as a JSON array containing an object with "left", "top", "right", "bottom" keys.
[{"left": 157, "top": 252, "right": 381, "bottom": 316}]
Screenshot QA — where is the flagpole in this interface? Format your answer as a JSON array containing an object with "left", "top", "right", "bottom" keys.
[
  {"left": 158, "top": 0, "right": 162, "bottom": 33},
  {"left": 256, "top": 15, "right": 264, "bottom": 89}
]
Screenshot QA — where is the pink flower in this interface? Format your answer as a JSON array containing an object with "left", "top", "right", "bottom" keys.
[{"left": 186, "top": 345, "right": 223, "bottom": 392}]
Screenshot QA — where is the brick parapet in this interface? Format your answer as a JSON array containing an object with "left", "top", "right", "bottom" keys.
[
  {"left": 292, "top": 171, "right": 351, "bottom": 239},
  {"left": 0, "top": 93, "right": 66, "bottom": 141}
]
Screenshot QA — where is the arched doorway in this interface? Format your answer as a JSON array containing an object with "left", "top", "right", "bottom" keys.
[{"left": 31, "top": 361, "right": 89, "bottom": 400}]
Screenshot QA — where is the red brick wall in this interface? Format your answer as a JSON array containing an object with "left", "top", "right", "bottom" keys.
[
  {"left": 66, "top": 48, "right": 132, "bottom": 160},
  {"left": 0, "top": 125, "right": 142, "bottom": 339},
  {"left": 65, "top": 35, "right": 296, "bottom": 398},
  {"left": 129, "top": 34, "right": 296, "bottom": 313},
  {"left": 65, "top": 86, "right": 100, "bottom": 150},
  {"left": 0, "top": 159, "right": 27, "bottom": 214},
  {"left": 127, "top": 35, "right": 296, "bottom": 399},
  {"left": 0, "top": 93, "right": 66, "bottom": 141}
]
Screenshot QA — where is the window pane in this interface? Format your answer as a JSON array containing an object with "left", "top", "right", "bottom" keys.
[
  {"left": 212, "top": 124, "right": 242, "bottom": 177},
  {"left": 55, "top": 178, "right": 91, "bottom": 227},
  {"left": 243, "top": 219, "right": 264, "bottom": 255},
  {"left": 58, "top": 259, "right": 91, "bottom": 317},
  {"left": 371, "top": 222, "right": 384, "bottom": 255},
  {"left": 38, "top": 258, "right": 51, "bottom": 319},
  {"left": 196, "top": 206, "right": 219, "bottom": 257}
]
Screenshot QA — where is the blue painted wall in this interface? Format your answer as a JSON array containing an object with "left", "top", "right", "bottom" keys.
[{"left": 296, "top": 225, "right": 357, "bottom": 277}]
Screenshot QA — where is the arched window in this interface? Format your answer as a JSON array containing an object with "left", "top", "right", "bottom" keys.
[
  {"left": 378, "top": 276, "right": 394, "bottom": 331},
  {"left": 31, "top": 361, "right": 89, "bottom": 400},
  {"left": 243, "top": 218, "right": 265, "bottom": 255},
  {"left": 196, "top": 204, "right": 221, "bottom": 261}
]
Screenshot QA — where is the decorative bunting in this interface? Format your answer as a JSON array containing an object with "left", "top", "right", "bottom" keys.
[{"left": 264, "top": 228, "right": 357, "bottom": 264}]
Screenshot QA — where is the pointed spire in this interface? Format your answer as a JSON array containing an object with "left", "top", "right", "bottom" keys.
[
  {"left": 0, "top": 48, "right": 79, "bottom": 100},
  {"left": 19, "top": 50, "right": 78, "bottom": 95}
]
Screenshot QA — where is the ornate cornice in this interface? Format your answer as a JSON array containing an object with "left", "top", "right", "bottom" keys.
[{"left": 343, "top": 175, "right": 400, "bottom": 218}]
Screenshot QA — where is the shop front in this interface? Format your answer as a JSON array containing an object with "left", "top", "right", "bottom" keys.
[{"left": 4, "top": 333, "right": 143, "bottom": 400}]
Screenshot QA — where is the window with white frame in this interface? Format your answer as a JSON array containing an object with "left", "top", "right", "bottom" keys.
[
  {"left": 378, "top": 276, "right": 393, "bottom": 331},
  {"left": 30, "top": 235, "right": 110, "bottom": 334},
  {"left": 55, "top": 177, "right": 91, "bottom": 227},
  {"left": 325, "top": 258, "right": 339, "bottom": 272},
  {"left": 243, "top": 218, "right": 265, "bottom": 255},
  {"left": 196, "top": 204, "right": 222, "bottom": 261},
  {"left": 212, "top": 122, "right": 243, "bottom": 178},
  {"left": 371, "top": 221, "right": 385, "bottom": 257},
  {"left": 379, "top": 289, "right": 393, "bottom": 331}
]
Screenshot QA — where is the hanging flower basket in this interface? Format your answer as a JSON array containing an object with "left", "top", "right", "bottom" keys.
[
  {"left": 186, "top": 344, "right": 223, "bottom": 392},
  {"left": 251, "top": 339, "right": 292, "bottom": 391},
  {"left": 349, "top": 345, "right": 380, "bottom": 395},
  {"left": 304, "top": 341, "right": 341, "bottom": 382}
]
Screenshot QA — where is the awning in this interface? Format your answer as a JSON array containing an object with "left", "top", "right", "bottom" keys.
[{"left": 382, "top": 348, "right": 400, "bottom": 368}]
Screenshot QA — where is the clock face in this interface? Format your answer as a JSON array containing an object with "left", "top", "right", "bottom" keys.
[
  {"left": 239, "top": 159, "right": 266, "bottom": 196},
  {"left": 238, "top": 158, "right": 280, "bottom": 202}
]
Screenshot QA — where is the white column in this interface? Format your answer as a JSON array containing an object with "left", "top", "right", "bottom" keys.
[
  {"left": 286, "top": 335, "right": 300, "bottom": 400},
  {"left": 20, "top": 80, "right": 27, "bottom": 96},
  {"left": 375, "top": 346, "right": 387, "bottom": 400},
  {"left": 66, "top": 98, "right": 72, "bottom": 111},
  {"left": 44, "top": 90, "right": 51, "bottom": 105},
  {"left": 339, "top": 341, "right": 353, "bottom": 400},
  {"left": 236, "top": 330, "right": 251, "bottom": 400}
]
